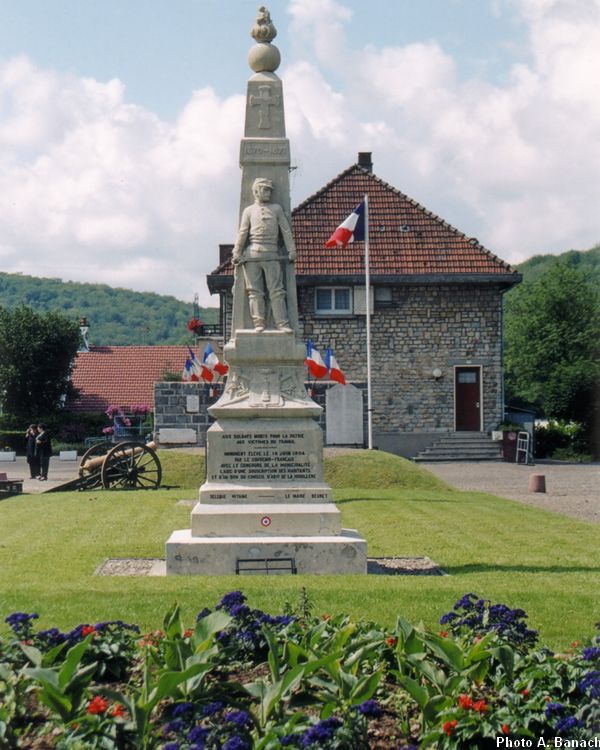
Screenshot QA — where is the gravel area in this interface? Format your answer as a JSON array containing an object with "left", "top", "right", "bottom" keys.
[
  {"left": 94, "top": 556, "right": 445, "bottom": 576},
  {"left": 425, "top": 460, "right": 600, "bottom": 523}
]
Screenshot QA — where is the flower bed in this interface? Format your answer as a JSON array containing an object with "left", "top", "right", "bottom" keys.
[{"left": 1, "top": 592, "right": 598, "bottom": 748}]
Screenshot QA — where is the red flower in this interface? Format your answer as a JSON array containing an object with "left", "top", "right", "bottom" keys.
[
  {"left": 439, "top": 630, "right": 449, "bottom": 638},
  {"left": 111, "top": 703, "right": 126, "bottom": 717},
  {"left": 473, "top": 699, "right": 488, "bottom": 713},
  {"left": 386, "top": 636, "right": 397, "bottom": 647},
  {"left": 443, "top": 720, "right": 458, "bottom": 736},
  {"left": 521, "top": 688, "right": 530, "bottom": 697},
  {"left": 81, "top": 625, "right": 96, "bottom": 637},
  {"left": 502, "top": 724, "right": 510, "bottom": 735},
  {"left": 458, "top": 694, "right": 474, "bottom": 710},
  {"left": 87, "top": 696, "right": 109, "bottom": 715},
  {"left": 184, "top": 628, "right": 193, "bottom": 638},
  {"left": 187, "top": 317, "right": 204, "bottom": 333}
]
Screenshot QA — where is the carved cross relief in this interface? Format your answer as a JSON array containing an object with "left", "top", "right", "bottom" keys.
[{"left": 249, "top": 85, "right": 280, "bottom": 129}]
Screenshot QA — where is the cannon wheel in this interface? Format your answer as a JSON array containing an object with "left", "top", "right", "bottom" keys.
[
  {"left": 100, "top": 441, "right": 162, "bottom": 490},
  {"left": 79, "top": 441, "right": 112, "bottom": 488}
]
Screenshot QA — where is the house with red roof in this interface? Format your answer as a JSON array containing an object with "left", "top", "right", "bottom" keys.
[
  {"left": 70, "top": 345, "right": 189, "bottom": 413},
  {"left": 208, "top": 153, "right": 521, "bottom": 459}
]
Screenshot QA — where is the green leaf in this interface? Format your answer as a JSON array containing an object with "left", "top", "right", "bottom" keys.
[
  {"left": 422, "top": 695, "right": 452, "bottom": 725},
  {"left": 163, "top": 602, "right": 182, "bottom": 640},
  {"left": 57, "top": 635, "right": 93, "bottom": 689},
  {"left": 348, "top": 668, "right": 383, "bottom": 705},
  {"left": 193, "top": 610, "right": 232, "bottom": 651},
  {"left": 424, "top": 633, "right": 465, "bottom": 671},
  {"left": 396, "top": 674, "right": 429, "bottom": 709}
]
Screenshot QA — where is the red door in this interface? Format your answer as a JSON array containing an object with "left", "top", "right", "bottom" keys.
[{"left": 455, "top": 367, "right": 481, "bottom": 431}]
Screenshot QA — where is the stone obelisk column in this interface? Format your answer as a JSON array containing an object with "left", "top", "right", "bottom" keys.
[{"left": 165, "top": 8, "right": 367, "bottom": 575}]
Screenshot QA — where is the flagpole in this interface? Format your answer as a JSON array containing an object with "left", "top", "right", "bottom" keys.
[{"left": 364, "top": 194, "right": 373, "bottom": 450}]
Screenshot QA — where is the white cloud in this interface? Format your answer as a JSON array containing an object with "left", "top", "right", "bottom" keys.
[{"left": 0, "top": 0, "right": 599, "bottom": 310}]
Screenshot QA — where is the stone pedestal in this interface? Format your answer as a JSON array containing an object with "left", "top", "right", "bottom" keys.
[{"left": 165, "top": 331, "right": 367, "bottom": 575}]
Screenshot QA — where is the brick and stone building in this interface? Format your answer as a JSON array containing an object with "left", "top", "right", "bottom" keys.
[{"left": 207, "top": 153, "right": 521, "bottom": 458}]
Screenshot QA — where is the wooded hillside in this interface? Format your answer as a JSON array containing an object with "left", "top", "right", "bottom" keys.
[{"left": 0, "top": 273, "right": 218, "bottom": 346}]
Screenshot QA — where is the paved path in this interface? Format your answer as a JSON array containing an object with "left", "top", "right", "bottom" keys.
[
  {"left": 425, "top": 460, "right": 600, "bottom": 524},
  {"left": 0, "top": 456, "right": 80, "bottom": 495}
]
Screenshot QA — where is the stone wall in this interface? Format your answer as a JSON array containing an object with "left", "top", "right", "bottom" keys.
[
  {"left": 298, "top": 283, "right": 505, "bottom": 436},
  {"left": 154, "top": 382, "right": 222, "bottom": 447}
]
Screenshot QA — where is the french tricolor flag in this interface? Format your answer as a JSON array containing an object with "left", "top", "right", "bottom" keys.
[
  {"left": 202, "top": 342, "right": 229, "bottom": 377},
  {"left": 305, "top": 340, "right": 328, "bottom": 379},
  {"left": 325, "top": 347, "right": 347, "bottom": 385},
  {"left": 325, "top": 201, "right": 366, "bottom": 249}
]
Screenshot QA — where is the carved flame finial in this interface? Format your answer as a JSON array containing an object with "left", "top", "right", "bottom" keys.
[{"left": 251, "top": 6, "right": 277, "bottom": 43}]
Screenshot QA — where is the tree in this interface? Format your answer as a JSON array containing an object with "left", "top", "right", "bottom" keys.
[
  {"left": 0, "top": 305, "right": 81, "bottom": 420},
  {"left": 504, "top": 261, "right": 600, "bottom": 456}
]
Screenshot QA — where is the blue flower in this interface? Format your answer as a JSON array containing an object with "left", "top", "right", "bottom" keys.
[
  {"left": 163, "top": 743, "right": 180, "bottom": 750},
  {"left": 579, "top": 670, "right": 600, "bottom": 699},
  {"left": 188, "top": 726, "right": 209, "bottom": 744},
  {"left": 583, "top": 646, "right": 600, "bottom": 661},
  {"left": 439, "top": 612, "right": 458, "bottom": 625},
  {"left": 555, "top": 715, "right": 581, "bottom": 734},
  {"left": 545, "top": 702, "right": 566, "bottom": 717},
  {"left": 301, "top": 717, "right": 342, "bottom": 747},
  {"left": 222, "top": 737, "right": 251, "bottom": 750},
  {"left": 172, "top": 702, "right": 194, "bottom": 718},
  {"left": 230, "top": 604, "right": 250, "bottom": 618},
  {"left": 224, "top": 710, "right": 252, "bottom": 728},
  {"left": 201, "top": 701, "right": 224, "bottom": 716},
  {"left": 280, "top": 736, "right": 300, "bottom": 747},
  {"left": 357, "top": 699, "right": 382, "bottom": 718},
  {"left": 164, "top": 719, "right": 184, "bottom": 734},
  {"left": 217, "top": 591, "right": 246, "bottom": 613},
  {"left": 5, "top": 611, "right": 39, "bottom": 636}
]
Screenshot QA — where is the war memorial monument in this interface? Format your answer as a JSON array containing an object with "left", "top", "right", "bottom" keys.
[{"left": 165, "top": 7, "right": 367, "bottom": 575}]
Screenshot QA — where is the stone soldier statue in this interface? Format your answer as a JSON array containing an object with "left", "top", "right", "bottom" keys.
[{"left": 232, "top": 177, "right": 296, "bottom": 333}]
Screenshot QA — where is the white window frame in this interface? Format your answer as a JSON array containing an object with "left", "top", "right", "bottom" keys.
[{"left": 314, "top": 286, "right": 352, "bottom": 315}]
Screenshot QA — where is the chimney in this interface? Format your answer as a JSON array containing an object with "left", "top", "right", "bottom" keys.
[
  {"left": 357, "top": 152, "right": 373, "bottom": 172},
  {"left": 219, "top": 243, "right": 234, "bottom": 265},
  {"left": 79, "top": 317, "right": 90, "bottom": 352}
]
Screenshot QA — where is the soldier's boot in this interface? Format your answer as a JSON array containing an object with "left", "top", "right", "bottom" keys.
[
  {"left": 271, "top": 295, "right": 293, "bottom": 333},
  {"left": 248, "top": 295, "right": 266, "bottom": 332}
]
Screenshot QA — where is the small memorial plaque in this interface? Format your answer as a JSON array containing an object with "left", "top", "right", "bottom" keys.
[{"left": 186, "top": 395, "right": 200, "bottom": 413}]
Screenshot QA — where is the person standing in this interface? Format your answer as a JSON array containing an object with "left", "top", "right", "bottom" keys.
[
  {"left": 25, "top": 424, "right": 40, "bottom": 479},
  {"left": 35, "top": 423, "right": 52, "bottom": 481}
]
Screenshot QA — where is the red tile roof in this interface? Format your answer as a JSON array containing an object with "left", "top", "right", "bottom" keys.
[
  {"left": 209, "top": 161, "right": 518, "bottom": 283},
  {"left": 70, "top": 346, "right": 190, "bottom": 413}
]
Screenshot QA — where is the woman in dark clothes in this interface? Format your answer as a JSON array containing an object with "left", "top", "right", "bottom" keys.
[
  {"left": 35, "top": 423, "right": 52, "bottom": 481},
  {"left": 25, "top": 424, "right": 40, "bottom": 479}
]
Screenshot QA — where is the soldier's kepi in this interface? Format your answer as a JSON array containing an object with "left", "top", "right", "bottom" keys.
[{"left": 231, "top": 177, "right": 296, "bottom": 333}]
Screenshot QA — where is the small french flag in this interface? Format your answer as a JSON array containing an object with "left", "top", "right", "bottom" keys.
[
  {"left": 305, "top": 339, "right": 328, "bottom": 379},
  {"left": 202, "top": 342, "right": 229, "bottom": 377},
  {"left": 182, "top": 358, "right": 194, "bottom": 382},
  {"left": 324, "top": 347, "right": 346, "bottom": 385},
  {"left": 325, "top": 201, "right": 366, "bottom": 249}
]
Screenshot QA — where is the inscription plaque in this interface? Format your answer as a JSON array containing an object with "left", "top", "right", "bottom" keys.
[{"left": 209, "top": 430, "right": 317, "bottom": 482}]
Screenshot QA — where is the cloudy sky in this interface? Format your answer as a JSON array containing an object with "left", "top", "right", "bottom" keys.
[{"left": 0, "top": 0, "right": 598, "bottom": 305}]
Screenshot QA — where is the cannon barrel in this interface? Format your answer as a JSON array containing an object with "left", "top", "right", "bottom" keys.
[{"left": 82, "top": 441, "right": 157, "bottom": 473}]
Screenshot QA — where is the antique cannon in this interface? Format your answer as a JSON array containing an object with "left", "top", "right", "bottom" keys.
[{"left": 47, "top": 440, "right": 162, "bottom": 492}]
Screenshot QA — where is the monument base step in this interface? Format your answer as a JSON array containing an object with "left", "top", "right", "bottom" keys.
[
  {"left": 191, "top": 502, "right": 341, "bottom": 537},
  {"left": 165, "top": 528, "right": 367, "bottom": 575}
]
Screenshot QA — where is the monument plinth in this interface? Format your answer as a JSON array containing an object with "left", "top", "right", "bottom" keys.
[{"left": 165, "top": 7, "right": 367, "bottom": 575}]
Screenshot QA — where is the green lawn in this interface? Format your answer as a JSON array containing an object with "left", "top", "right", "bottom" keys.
[{"left": 0, "top": 450, "right": 598, "bottom": 649}]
